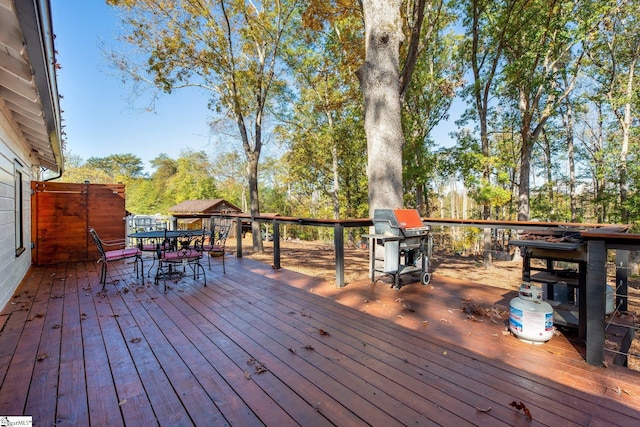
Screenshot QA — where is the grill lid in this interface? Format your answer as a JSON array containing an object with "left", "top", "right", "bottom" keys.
[
  {"left": 373, "top": 209, "right": 429, "bottom": 236},
  {"left": 393, "top": 209, "right": 425, "bottom": 229}
]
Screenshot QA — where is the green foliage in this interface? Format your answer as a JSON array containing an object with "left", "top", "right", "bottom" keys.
[
  {"left": 85, "top": 153, "right": 145, "bottom": 179},
  {"left": 277, "top": 9, "right": 367, "bottom": 219}
]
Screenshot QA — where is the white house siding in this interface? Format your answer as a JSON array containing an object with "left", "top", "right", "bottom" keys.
[{"left": 0, "top": 107, "right": 33, "bottom": 311}]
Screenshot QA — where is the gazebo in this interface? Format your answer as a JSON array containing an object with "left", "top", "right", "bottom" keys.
[{"left": 168, "top": 199, "right": 242, "bottom": 230}]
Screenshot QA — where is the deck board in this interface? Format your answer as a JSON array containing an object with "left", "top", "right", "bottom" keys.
[
  {"left": 0, "top": 256, "right": 639, "bottom": 426},
  {"left": 56, "top": 262, "right": 90, "bottom": 426},
  {"left": 76, "top": 262, "right": 126, "bottom": 427}
]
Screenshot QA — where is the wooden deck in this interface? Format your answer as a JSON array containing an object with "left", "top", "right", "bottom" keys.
[{"left": 1, "top": 256, "right": 639, "bottom": 426}]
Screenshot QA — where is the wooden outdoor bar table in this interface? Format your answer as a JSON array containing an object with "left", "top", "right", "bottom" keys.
[
  {"left": 508, "top": 239, "right": 588, "bottom": 336},
  {"left": 511, "top": 226, "right": 634, "bottom": 366}
]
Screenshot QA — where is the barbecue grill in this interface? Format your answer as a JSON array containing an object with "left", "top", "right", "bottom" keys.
[{"left": 364, "top": 209, "right": 431, "bottom": 289}]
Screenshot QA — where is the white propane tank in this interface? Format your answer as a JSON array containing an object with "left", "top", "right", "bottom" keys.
[
  {"left": 509, "top": 283, "right": 554, "bottom": 343},
  {"left": 575, "top": 284, "right": 616, "bottom": 315}
]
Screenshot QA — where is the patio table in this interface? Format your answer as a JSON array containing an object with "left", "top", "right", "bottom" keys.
[
  {"left": 128, "top": 229, "right": 208, "bottom": 277},
  {"left": 128, "top": 229, "right": 207, "bottom": 240}
]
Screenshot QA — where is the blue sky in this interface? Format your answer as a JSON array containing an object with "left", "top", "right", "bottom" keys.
[{"left": 52, "top": 1, "right": 215, "bottom": 173}]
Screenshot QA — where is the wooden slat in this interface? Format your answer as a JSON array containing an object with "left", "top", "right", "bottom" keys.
[
  {"left": 76, "top": 262, "right": 126, "bottom": 427},
  {"left": 31, "top": 181, "right": 127, "bottom": 264},
  {"left": 24, "top": 265, "right": 66, "bottom": 424},
  {"left": 54, "top": 262, "right": 90, "bottom": 426},
  {"left": 1, "top": 258, "right": 639, "bottom": 426},
  {"left": 118, "top": 290, "right": 265, "bottom": 426},
  {"left": 0, "top": 265, "right": 56, "bottom": 415},
  {"left": 91, "top": 273, "right": 171, "bottom": 426}
]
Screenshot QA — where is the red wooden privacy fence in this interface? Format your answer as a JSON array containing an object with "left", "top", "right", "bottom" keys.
[{"left": 31, "top": 181, "right": 127, "bottom": 265}]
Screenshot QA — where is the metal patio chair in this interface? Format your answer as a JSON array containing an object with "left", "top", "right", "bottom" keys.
[
  {"left": 89, "top": 227, "right": 143, "bottom": 290},
  {"left": 155, "top": 229, "right": 206, "bottom": 292},
  {"left": 201, "top": 221, "right": 231, "bottom": 273}
]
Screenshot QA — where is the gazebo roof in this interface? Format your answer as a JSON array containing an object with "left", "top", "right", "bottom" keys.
[{"left": 168, "top": 199, "right": 242, "bottom": 215}]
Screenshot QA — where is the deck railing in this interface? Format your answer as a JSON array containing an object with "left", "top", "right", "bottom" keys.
[{"left": 208, "top": 213, "right": 612, "bottom": 287}]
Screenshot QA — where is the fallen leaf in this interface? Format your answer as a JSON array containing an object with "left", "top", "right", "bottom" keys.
[
  {"left": 475, "top": 406, "right": 492, "bottom": 413},
  {"left": 254, "top": 363, "right": 268, "bottom": 374},
  {"left": 37, "top": 353, "right": 48, "bottom": 361},
  {"left": 302, "top": 345, "right": 315, "bottom": 351},
  {"left": 509, "top": 401, "right": 532, "bottom": 419},
  {"left": 119, "top": 399, "right": 127, "bottom": 406},
  {"left": 129, "top": 337, "right": 142, "bottom": 344},
  {"left": 318, "top": 329, "right": 330, "bottom": 336},
  {"left": 288, "top": 348, "right": 297, "bottom": 354},
  {"left": 244, "top": 370, "right": 251, "bottom": 380}
]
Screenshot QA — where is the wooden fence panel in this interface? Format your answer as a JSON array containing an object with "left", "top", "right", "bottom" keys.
[{"left": 31, "top": 182, "right": 126, "bottom": 265}]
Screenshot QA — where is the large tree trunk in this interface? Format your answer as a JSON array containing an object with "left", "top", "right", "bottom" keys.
[
  {"left": 246, "top": 152, "right": 263, "bottom": 252},
  {"left": 617, "top": 58, "right": 635, "bottom": 223},
  {"left": 518, "top": 135, "right": 533, "bottom": 222},
  {"left": 357, "top": 0, "right": 405, "bottom": 216},
  {"left": 564, "top": 100, "right": 577, "bottom": 222}
]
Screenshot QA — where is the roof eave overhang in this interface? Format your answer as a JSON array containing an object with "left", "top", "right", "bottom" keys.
[{"left": 5, "top": 0, "right": 63, "bottom": 175}]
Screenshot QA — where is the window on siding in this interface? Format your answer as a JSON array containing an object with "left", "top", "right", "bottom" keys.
[{"left": 15, "top": 161, "right": 25, "bottom": 257}]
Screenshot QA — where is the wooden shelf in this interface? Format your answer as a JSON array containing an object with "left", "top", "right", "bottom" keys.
[{"left": 529, "top": 271, "right": 579, "bottom": 288}]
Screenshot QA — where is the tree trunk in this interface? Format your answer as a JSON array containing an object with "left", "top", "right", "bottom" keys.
[
  {"left": 564, "top": 100, "right": 577, "bottom": 222},
  {"left": 617, "top": 58, "right": 635, "bottom": 223},
  {"left": 246, "top": 153, "right": 263, "bottom": 252},
  {"left": 518, "top": 135, "right": 532, "bottom": 222},
  {"left": 357, "top": 0, "right": 405, "bottom": 216}
]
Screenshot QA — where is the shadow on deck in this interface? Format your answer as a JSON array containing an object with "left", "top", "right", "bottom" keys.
[{"left": 0, "top": 255, "right": 639, "bottom": 426}]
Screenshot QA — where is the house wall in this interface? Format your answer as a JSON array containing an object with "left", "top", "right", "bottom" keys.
[{"left": 0, "top": 106, "right": 35, "bottom": 311}]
